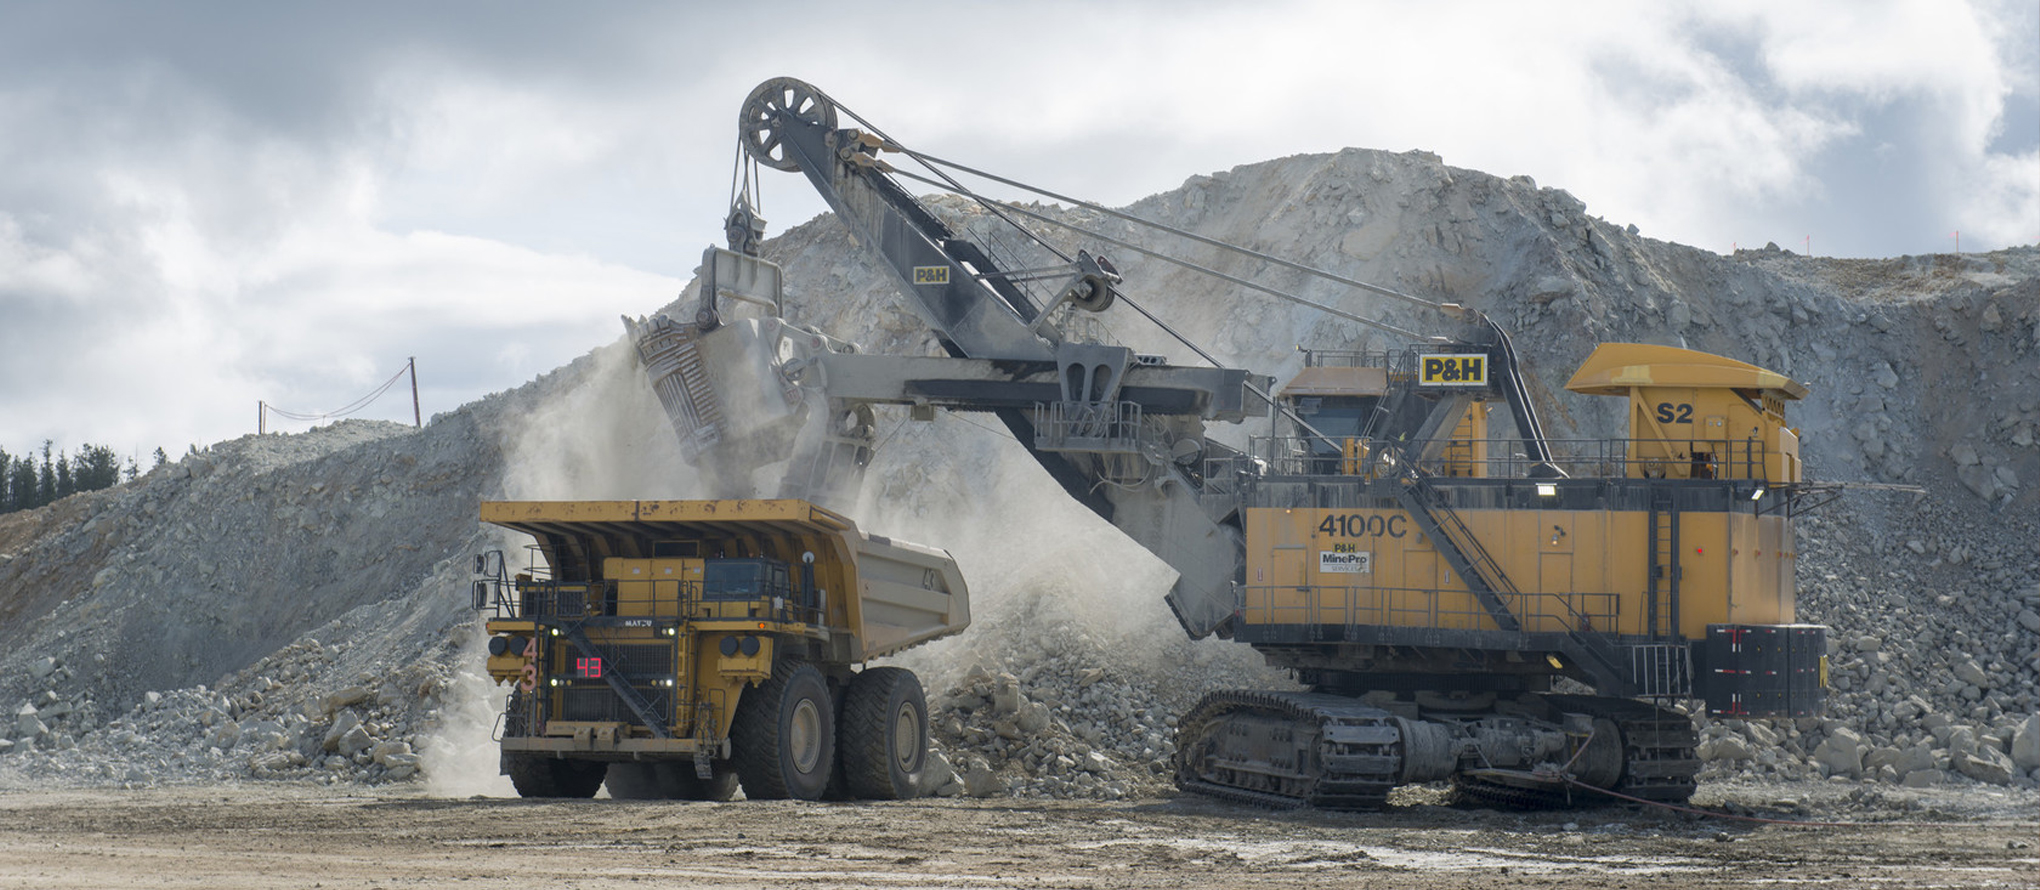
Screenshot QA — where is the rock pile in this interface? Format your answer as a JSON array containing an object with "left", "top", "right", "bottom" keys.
[
  {"left": 913, "top": 590, "right": 1292, "bottom": 801},
  {"left": 5, "top": 656, "right": 100, "bottom": 762},
  {"left": 3, "top": 630, "right": 464, "bottom": 788}
]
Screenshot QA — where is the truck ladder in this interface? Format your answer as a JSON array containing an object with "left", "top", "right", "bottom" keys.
[{"left": 1647, "top": 487, "right": 1680, "bottom": 639}]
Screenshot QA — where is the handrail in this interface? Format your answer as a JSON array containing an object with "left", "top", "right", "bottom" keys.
[
  {"left": 1235, "top": 583, "right": 1620, "bottom": 635},
  {"left": 1240, "top": 435, "right": 1775, "bottom": 481}
]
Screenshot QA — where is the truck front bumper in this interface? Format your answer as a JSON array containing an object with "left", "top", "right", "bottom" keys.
[{"left": 502, "top": 723, "right": 729, "bottom": 759}]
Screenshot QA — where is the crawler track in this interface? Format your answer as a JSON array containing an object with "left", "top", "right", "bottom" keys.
[
  {"left": 1180, "top": 691, "right": 1701, "bottom": 810},
  {"left": 1454, "top": 695, "right": 1700, "bottom": 808},
  {"left": 1173, "top": 691, "right": 1406, "bottom": 810}
]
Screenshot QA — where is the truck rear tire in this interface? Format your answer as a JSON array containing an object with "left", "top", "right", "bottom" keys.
[
  {"left": 731, "top": 661, "right": 835, "bottom": 800},
  {"left": 691, "top": 763, "right": 742, "bottom": 801},
  {"left": 506, "top": 755, "right": 604, "bottom": 799},
  {"left": 605, "top": 762, "right": 742, "bottom": 801},
  {"left": 603, "top": 762, "right": 665, "bottom": 800},
  {"left": 840, "top": 666, "right": 928, "bottom": 799}
]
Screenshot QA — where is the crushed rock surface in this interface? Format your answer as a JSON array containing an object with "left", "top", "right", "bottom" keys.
[{"left": 0, "top": 783, "right": 2033, "bottom": 889}]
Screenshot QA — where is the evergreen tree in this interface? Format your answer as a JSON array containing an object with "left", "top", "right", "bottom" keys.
[
  {"left": 76, "top": 444, "right": 120, "bottom": 491},
  {"left": 152, "top": 447, "right": 167, "bottom": 469},
  {"left": 0, "top": 441, "right": 156, "bottom": 514},
  {"left": 35, "top": 441, "right": 55, "bottom": 508},
  {"left": 55, "top": 452, "right": 73, "bottom": 499},
  {"left": 8, "top": 455, "right": 35, "bottom": 512}
]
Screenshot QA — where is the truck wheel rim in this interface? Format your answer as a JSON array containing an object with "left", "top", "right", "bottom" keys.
[
  {"left": 892, "top": 703, "right": 920, "bottom": 770},
  {"left": 790, "top": 698, "right": 823, "bottom": 774}
]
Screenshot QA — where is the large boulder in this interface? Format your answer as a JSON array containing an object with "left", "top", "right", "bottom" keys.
[
  {"left": 1902, "top": 768, "right": 1946, "bottom": 788},
  {"left": 1698, "top": 736, "right": 1754, "bottom": 762},
  {"left": 1954, "top": 748, "right": 2015, "bottom": 785},
  {"left": 323, "top": 685, "right": 371, "bottom": 715},
  {"left": 321, "top": 710, "right": 361, "bottom": 753},
  {"left": 14, "top": 704, "right": 43, "bottom": 739},
  {"left": 1813, "top": 728, "right": 1865, "bottom": 778},
  {"left": 920, "top": 749, "right": 960, "bottom": 797},
  {"left": 2011, "top": 714, "right": 2040, "bottom": 772},
  {"left": 1863, "top": 746, "right": 1905, "bottom": 773},
  {"left": 1953, "top": 660, "right": 1990, "bottom": 690},
  {"left": 962, "top": 760, "right": 1004, "bottom": 798},
  {"left": 1896, "top": 744, "right": 1937, "bottom": 776},
  {"left": 370, "top": 740, "right": 412, "bottom": 766},
  {"left": 336, "top": 725, "right": 374, "bottom": 758}
]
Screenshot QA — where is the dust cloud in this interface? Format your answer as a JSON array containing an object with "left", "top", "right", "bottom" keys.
[
  {"left": 417, "top": 623, "right": 517, "bottom": 798},
  {"left": 421, "top": 337, "right": 709, "bottom": 798},
  {"left": 852, "top": 408, "right": 1205, "bottom": 690},
  {"left": 498, "top": 339, "right": 702, "bottom": 502}
]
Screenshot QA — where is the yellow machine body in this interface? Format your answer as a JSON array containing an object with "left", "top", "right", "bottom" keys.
[
  {"left": 1240, "top": 506, "right": 1794, "bottom": 639},
  {"left": 1564, "top": 343, "right": 1807, "bottom": 484},
  {"left": 1243, "top": 343, "right": 1812, "bottom": 684}
]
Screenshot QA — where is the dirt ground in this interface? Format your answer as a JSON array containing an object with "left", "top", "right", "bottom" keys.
[{"left": 0, "top": 784, "right": 2031, "bottom": 889}]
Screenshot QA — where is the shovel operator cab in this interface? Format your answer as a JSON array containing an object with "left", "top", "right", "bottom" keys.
[{"left": 472, "top": 498, "right": 968, "bottom": 801}]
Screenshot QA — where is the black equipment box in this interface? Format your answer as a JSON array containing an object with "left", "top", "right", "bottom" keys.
[{"left": 1691, "top": 624, "right": 1826, "bottom": 718}]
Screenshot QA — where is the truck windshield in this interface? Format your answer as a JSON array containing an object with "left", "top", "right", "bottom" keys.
[{"left": 702, "top": 558, "right": 791, "bottom": 600}]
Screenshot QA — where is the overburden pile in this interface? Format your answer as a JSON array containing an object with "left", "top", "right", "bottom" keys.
[{"left": 0, "top": 147, "right": 2034, "bottom": 801}]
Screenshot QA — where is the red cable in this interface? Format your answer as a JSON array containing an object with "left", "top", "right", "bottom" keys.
[{"left": 1556, "top": 774, "right": 1996, "bottom": 829}]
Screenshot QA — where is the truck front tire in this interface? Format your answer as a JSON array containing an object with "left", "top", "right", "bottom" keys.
[
  {"left": 605, "top": 762, "right": 742, "bottom": 801},
  {"left": 506, "top": 755, "right": 605, "bottom": 799},
  {"left": 840, "top": 667, "right": 929, "bottom": 799},
  {"left": 731, "top": 661, "right": 835, "bottom": 800}
]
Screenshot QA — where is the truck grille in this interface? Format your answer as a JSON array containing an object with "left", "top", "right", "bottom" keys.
[
  {"left": 561, "top": 685, "right": 675, "bottom": 726},
  {"left": 599, "top": 643, "right": 675, "bottom": 679}
]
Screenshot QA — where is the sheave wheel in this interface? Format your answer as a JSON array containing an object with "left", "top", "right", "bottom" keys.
[
  {"left": 731, "top": 661, "right": 835, "bottom": 800},
  {"left": 739, "top": 77, "right": 837, "bottom": 172},
  {"left": 506, "top": 755, "right": 605, "bottom": 799},
  {"left": 840, "top": 667, "right": 929, "bottom": 799}
]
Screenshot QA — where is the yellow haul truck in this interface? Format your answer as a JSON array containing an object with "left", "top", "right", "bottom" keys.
[{"left": 471, "top": 498, "right": 967, "bottom": 800}]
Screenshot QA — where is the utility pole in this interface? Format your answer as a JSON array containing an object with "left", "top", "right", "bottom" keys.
[
  {"left": 409, "top": 357, "right": 421, "bottom": 428},
  {"left": 258, "top": 401, "right": 266, "bottom": 435}
]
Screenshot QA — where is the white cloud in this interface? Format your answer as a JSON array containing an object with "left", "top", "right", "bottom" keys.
[{"left": 0, "top": 0, "right": 2031, "bottom": 456}]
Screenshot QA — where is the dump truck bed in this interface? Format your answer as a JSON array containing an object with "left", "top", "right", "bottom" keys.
[{"left": 481, "top": 499, "right": 968, "bottom": 660}]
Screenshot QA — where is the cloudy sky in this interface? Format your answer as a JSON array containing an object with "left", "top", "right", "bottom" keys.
[{"left": 2, "top": 1, "right": 2033, "bottom": 461}]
